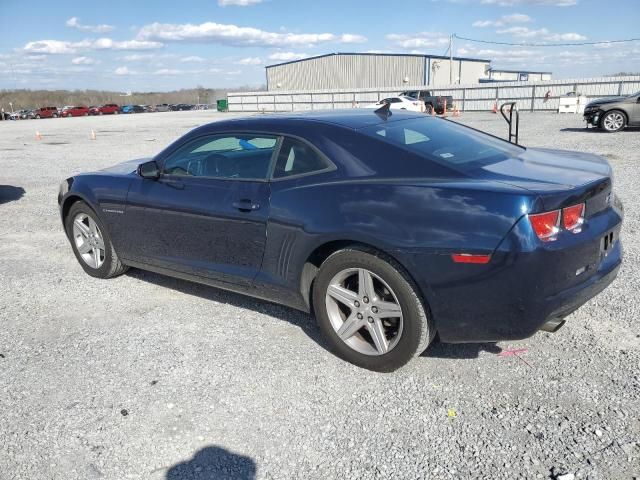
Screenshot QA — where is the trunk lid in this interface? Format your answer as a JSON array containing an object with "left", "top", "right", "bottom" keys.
[{"left": 473, "top": 147, "right": 613, "bottom": 213}]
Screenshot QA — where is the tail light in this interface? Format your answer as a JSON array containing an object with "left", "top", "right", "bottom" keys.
[
  {"left": 563, "top": 203, "right": 585, "bottom": 233},
  {"left": 528, "top": 202, "right": 586, "bottom": 241},
  {"left": 529, "top": 210, "right": 561, "bottom": 241}
]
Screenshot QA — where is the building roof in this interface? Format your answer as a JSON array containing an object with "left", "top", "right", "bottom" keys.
[
  {"left": 266, "top": 52, "right": 492, "bottom": 69},
  {"left": 489, "top": 68, "right": 552, "bottom": 74}
]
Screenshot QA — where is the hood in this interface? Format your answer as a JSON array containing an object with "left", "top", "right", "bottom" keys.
[
  {"left": 100, "top": 157, "right": 151, "bottom": 175},
  {"left": 474, "top": 148, "right": 611, "bottom": 192},
  {"left": 586, "top": 96, "right": 627, "bottom": 107}
]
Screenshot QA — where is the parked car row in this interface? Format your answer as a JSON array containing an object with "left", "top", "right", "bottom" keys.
[{"left": 2, "top": 103, "right": 214, "bottom": 120}]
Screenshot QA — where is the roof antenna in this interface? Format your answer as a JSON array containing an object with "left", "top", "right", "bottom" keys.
[{"left": 374, "top": 101, "right": 392, "bottom": 120}]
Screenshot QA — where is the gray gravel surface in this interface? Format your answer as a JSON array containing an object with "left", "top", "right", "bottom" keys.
[{"left": 0, "top": 111, "right": 638, "bottom": 480}]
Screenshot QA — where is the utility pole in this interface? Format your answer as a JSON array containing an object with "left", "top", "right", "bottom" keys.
[{"left": 449, "top": 34, "right": 453, "bottom": 85}]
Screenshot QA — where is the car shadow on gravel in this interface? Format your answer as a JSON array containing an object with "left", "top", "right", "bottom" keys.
[
  {"left": 421, "top": 341, "right": 502, "bottom": 359},
  {"left": 166, "top": 445, "right": 256, "bottom": 479},
  {"left": 0, "top": 185, "right": 25, "bottom": 205},
  {"left": 126, "top": 269, "right": 328, "bottom": 348}
]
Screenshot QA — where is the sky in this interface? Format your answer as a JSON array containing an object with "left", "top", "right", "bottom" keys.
[{"left": 0, "top": 0, "right": 639, "bottom": 92}]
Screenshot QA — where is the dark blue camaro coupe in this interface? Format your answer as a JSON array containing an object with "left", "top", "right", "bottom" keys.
[{"left": 58, "top": 110, "right": 623, "bottom": 371}]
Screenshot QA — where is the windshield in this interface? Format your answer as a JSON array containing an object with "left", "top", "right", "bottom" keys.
[{"left": 360, "top": 117, "right": 523, "bottom": 171}]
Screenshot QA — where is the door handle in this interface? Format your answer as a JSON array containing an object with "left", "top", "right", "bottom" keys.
[{"left": 232, "top": 199, "right": 260, "bottom": 212}]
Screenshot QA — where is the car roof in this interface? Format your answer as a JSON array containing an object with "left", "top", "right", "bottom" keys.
[{"left": 205, "top": 109, "right": 426, "bottom": 131}]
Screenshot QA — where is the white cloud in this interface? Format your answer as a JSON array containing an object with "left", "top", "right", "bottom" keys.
[
  {"left": 236, "top": 56, "right": 263, "bottom": 65},
  {"left": 268, "top": 51, "right": 308, "bottom": 61},
  {"left": 122, "top": 54, "right": 154, "bottom": 62},
  {"left": 115, "top": 66, "right": 132, "bottom": 75},
  {"left": 137, "top": 22, "right": 366, "bottom": 47},
  {"left": 154, "top": 68, "right": 181, "bottom": 75},
  {"left": 218, "top": 0, "right": 263, "bottom": 5},
  {"left": 338, "top": 34, "right": 367, "bottom": 44},
  {"left": 180, "top": 55, "right": 206, "bottom": 62},
  {"left": 386, "top": 32, "right": 450, "bottom": 49},
  {"left": 480, "top": 0, "right": 576, "bottom": 5},
  {"left": 473, "top": 13, "right": 531, "bottom": 27},
  {"left": 66, "top": 17, "right": 115, "bottom": 33},
  {"left": 497, "top": 26, "right": 586, "bottom": 41},
  {"left": 22, "top": 38, "right": 163, "bottom": 54},
  {"left": 71, "top": 56, "right": 96, "bottom": 65}
]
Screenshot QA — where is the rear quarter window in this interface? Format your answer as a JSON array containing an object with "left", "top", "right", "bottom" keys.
[{"left": 361, "top": 118, "right": 523, "bottom": 171}]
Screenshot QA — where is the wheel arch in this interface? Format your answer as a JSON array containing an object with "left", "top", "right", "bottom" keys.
[
  {"left": 60, "top": 193, "right": 104, "bottom": 237},
  {"left": 299, "top": 239, "right": 433, "bottom": 322},
  {"left": 601, "top": 108, "right": 628, "bottom": 125}
]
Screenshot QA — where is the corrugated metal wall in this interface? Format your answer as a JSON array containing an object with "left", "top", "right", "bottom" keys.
[
  {"left": 266, "top": 55, "right": 490, "bottom": 90},
  {"left": 228, "top": 76, "right": 640, "bottom": 112}
]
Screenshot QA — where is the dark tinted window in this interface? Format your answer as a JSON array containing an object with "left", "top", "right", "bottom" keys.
[
  {"left": 273, "top": 137, "right": 330, "bottom": 179},
  {"left": 361, "top": 118, "right": 523, "bottom": 171},
  {"left": 162, "top": 134, "right": 277, "bottom": 179}
]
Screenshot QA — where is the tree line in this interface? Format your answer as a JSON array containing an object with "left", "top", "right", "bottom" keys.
[{"left": 0, "top": 85, "right": 265, "bottom": 111}]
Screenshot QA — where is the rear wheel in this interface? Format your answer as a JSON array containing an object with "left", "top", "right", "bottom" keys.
[
  {"left": 601, "top": 110, "right": 626, "bottom": 132},
  {"left": 313, "top": 248, "right": 433, "bottom": 371},
  {"left": 35, "top": 114, "right": 41, "bottom": 119},
  {"left": 65, "top": 201, "right": 128, "bottom": 279}
]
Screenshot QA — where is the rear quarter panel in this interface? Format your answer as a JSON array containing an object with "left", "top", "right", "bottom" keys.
[{"left": 259, "top": 174, "right": 536, "bottom": 312}]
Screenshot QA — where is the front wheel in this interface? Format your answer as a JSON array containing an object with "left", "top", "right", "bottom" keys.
[
  {"left": 313, "top": 248, "right": 433, "bottom": 372},
  {"left": 65, "top": 201, "right": 128, "bottom": 279},
  {"left": 601, "top": 110, "right": 626, "bottom": 132}
]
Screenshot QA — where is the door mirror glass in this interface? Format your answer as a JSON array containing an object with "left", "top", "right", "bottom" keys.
[{"left": 138, "top": 160, "right": 160, "bottom": 179}]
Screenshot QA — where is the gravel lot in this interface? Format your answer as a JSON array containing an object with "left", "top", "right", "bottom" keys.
[{"left": 0, "top": 110, "right": 638, "bottom": 480}]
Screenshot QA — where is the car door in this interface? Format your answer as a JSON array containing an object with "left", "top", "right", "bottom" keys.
[{"left": 122, "top": 132, "right": 278, "bottom": 286}]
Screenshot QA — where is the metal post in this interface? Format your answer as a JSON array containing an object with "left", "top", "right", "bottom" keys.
[
  {"left": 531, "top": 85, "right": 536, "bottom": 112},
  {"left": 618, "top": 81, "right": 623, "bottom": 96},
  {"left": 462, "top": 88, "right": 466, "bottom": 112},
  {"left": 310, "top": 93, "right": 314, "bottom": 111},
  {"left": 331, "top": 93, "right": 335, "bottom": 110},
  {"left": 449, "top": 34, "right": 453, "bottom": 85}
]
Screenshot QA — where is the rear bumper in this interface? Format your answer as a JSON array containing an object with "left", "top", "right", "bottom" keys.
[{"left": 399, "top": 206, "right": 623, "bottom": 343}]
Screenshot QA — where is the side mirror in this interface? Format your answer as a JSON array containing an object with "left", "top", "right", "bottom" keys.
[{"left": 138, "top": 160, "right": 160, "bottom": 180}]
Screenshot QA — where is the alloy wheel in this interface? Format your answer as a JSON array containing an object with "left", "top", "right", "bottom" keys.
[
  {"left": 603, "top": 112, "right": 624, "bottom": 131},
  {"left": 72, "top": 213, "right": 105, "bottom": 269},
  {"left": 325, "top": 268, "right": 404, "bottom": 356}
]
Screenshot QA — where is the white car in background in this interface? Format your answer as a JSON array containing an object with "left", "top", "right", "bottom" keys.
[{"left": 364, "top": 96, "right": 423, "bottom": 112}]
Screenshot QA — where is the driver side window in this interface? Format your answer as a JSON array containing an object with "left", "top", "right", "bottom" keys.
[{"left": 162, "top": 134, "right": 278, "bottom": 180}]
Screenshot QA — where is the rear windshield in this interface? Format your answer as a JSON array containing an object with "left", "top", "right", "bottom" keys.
[{"left": 360, "top": 117, "right": 523, "bottom": 171}]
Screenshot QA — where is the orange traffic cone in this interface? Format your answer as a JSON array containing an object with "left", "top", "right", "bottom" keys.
[
  {"left": 491, "top": 102, "right": 498, "bottom": 114},
  {"left": 442, "top": 99, "right": 447, "bottom": 117},
  {"left": 453, "top": 104, "right": 461, "bottom": 117},
  {"left": 90, "top": 129, "right": 96, "bottom": 140},
  {"left": 35, "top": 131, "right": 42, "bottom": 140}
]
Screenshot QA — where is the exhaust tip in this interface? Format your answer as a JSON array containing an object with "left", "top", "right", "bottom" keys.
[{"left": 540, "top": 318, "right": 566, "bottom": 333}]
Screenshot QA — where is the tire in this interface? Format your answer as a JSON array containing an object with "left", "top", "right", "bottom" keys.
[
  {"left": 53, "top": 114, "right": 58, "bottom": 118},
  {"left": 114, "top": 110, "right": 119, "bottom": 115},
  {"left": 313, "top": 248, "right": 433, "bottom": 372},
  {"left": 99, "top": 111, "right": 103, "bottom": 115},
  {"left": 64, "top": 201, "right": 128, "bottom": 279},
  {"left": 600, "top": 110, "right": 626, "bottom": 132},
  {"left": 35, "top": 114, "right": 41, "bottom": 119}
]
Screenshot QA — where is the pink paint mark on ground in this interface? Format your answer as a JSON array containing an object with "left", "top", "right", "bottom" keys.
[{"left": 498, "top": 348, "right": 532, "bottom": 367}]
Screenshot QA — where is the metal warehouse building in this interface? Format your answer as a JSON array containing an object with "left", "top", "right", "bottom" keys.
[{"left": 266, "top": 53, "right": 491, "bottom": 91}]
